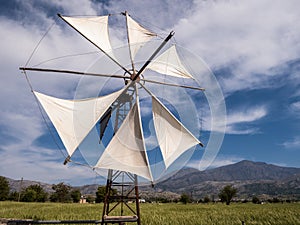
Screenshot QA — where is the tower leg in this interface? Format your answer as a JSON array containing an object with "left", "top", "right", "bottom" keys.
[
  {"left": 134, "top": 174, "right": 141, "bottom": 225},
  {"left": 101, "top": 171, "right": 141, "bottom": 224},
  {"left": 101, "top": 169, "right": 112, "bottom": 225}
]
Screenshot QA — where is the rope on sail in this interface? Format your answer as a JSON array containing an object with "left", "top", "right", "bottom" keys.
[
  {"left": 22, "top": 70, "right": 67, "bottom": 160},
  {"left": 31, "top": 51, "right": 99, "bottom": 68},
  {"left": 23, "top": 70, "right": 102, "bottom": 174},
  {"left": 24, "top": 21, "right": 56, "bottom": 67},
  {"left": 125, "top": 13, "right": 170, "bottom": 40}
]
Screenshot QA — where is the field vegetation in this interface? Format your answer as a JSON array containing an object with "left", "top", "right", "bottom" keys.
[{"left": 1, "top": 201, "right": 299, "bottom": 225}]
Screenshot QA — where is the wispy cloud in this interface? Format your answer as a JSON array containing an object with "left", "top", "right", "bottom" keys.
[
  {"left": 225, "top": 105, "right": 267, "bottom": 134},
  {"left": 289, "top": 101, "right": 300, "bottom": 116},
  {"left": 281, "top": 136, "right": 300, "bottom": 149},
  {"left": 202, "top": 104, "right": 267, "bottom": 135},
  {"left": 187, "top": 155, "right": 245, "bottom": 170}
]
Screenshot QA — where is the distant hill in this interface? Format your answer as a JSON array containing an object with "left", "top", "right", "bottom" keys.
[
  {"left": 4, "top": 160, "right": 300, "bottom": 200},
  {"left": 7, "top": 177, "right": 54, "bottom": 194}
]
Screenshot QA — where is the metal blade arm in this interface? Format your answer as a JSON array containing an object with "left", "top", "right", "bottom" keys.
[
  {"left": 57, "top": 13, "right": 132, "bottom": 76},
  {"left": 19, "top": 67, "right": 204, "bottom": 91},
  {"left": 133, "top": 31, "right": 175, "bottom": 81},
  {"left": 19, "top": 67, "right": 128, "bottom": 79},
  {"left": 140, "top": 78, "right": 205, "bottom": 91}
]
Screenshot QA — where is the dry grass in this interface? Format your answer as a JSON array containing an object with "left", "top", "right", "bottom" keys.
[{"left": 0, "top": 202, "right": 299, "bottom": 225}]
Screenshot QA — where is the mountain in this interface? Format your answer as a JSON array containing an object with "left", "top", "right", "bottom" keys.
[
  {"left": 158, "top": 160, "right": 300, "bottom": 188},
  {"left": 155, "top": 160, "right": 300, "bottom": 200},
  {"left": 4, "top": 160, "right": 300, "bottom": 200}
]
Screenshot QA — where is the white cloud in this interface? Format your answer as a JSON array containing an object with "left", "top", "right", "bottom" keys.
[
  {"left": 225, "top": 105, "right": 267, "bottom": 134},
  {"left": 49, "top": 0, "right": 99, "bottom": 15},
  {"left": 226, "top": 106, "right": 267, "bottom": 123},
  {"left": 201, "top": 104, "right": 267, "bottom": 135},
  {"left": 290, "top": 101, "right": 300, "bottom": 115},
  {"left": 102, "top": 0, "right": 194, "bottom": 31},
  {"left": 0, "top": 145, "right": 98, "bottom": 185},
  {"left": 187, "top": 154, "right": 245, "bottom": 170},
  {"left": 173, "top": 0, "right": 300, "bottom": 94},
  {"left": 281, "top": 136, "right": 300, "bottom": 149}
]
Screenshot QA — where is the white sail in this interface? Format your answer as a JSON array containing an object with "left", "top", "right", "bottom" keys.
[
  {"left": 95, "top": 100, "right": 153, "bottom": 181},
  {"left": 152, "top": 96, "right": 203, "bottom": 168},
  {"left": 147, "top": 45, "right": 194, "bottom": 79},
  {"left": 61, "top": 15, "right": 113, "bottom": 53},
  {"left": 34, "top": 87, "right": 126, "bottom": 157},
  {"left": 126, "top": 14, "right": 156, "bottom": 60}
]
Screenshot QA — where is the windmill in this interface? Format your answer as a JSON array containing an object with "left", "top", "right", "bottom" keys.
[{"left": 20, "top": 11, "right": 205, "bottom": 225}]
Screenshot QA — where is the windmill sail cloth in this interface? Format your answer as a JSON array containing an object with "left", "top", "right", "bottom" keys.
[
  {"left": 126, "top": 14, "right": 156, "bottom": 60},
  {"left": 152, "top": 96, "right": 203, "bottom": 168},
  {"left": 61, "top": 16, "right": 113, "bottom": 54},
  {"left": 95, "top": 101, "right": 153, "bottom": 181},
  {"left": 34, "top": 87, "right": 126, "bottom": 157},
  {"left": 147, "top": 45, "right": 194, "bottom": 79}
]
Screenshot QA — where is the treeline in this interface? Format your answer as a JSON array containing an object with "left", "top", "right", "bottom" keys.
[
  {"left": 178, "top": 185, "right": 298, "bottom": 205},
  {"left": 1, "top": 176, "right": 298, "bottom": 204},
  {"left": 179, "top": 185, "right": 237, "bottom": 205},
  {"left": 0, "top": 176, "right": 112, "bottom": 203}
]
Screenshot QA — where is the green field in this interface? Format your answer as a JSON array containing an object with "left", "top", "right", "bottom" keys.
[{"left": 1, "top": 202, "right": 300, "bottom": 225}]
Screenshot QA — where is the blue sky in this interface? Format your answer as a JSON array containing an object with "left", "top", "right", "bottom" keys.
[{"left": 0, "top": 0, "right": 300, "bottom": 185}]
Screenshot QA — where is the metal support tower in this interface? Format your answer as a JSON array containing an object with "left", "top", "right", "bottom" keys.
[{"left": 101, "top": 86, "right": 141, "bottom": 225}]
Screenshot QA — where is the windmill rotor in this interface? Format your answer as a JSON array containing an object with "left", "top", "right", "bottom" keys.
[{"left": 20, "top": 11, "right": 211, "bottom": 184}]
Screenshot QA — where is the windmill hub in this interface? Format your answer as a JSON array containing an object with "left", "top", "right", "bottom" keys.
[
  {"left": 124, "top": 69, "right": 143, "bottom": 84},
  {"left": 130, "top": 70, "right": 140, "bottom": 81}
]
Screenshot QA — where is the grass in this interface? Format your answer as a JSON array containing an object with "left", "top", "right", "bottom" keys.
[{"left": 0, "top": 202, "right": 300, "bottom": 225}]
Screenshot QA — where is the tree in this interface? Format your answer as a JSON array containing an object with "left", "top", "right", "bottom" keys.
[
  {"left": 86, "top": 195, "right": 95, "bottom": 203},
  {"left": 8, "top": 191, "right": 19, "bottom": 201},
  {"left": 0, "top": 176, "right": 9, "bottom": 201},
  {"left": 271, "top": 197, "right": 280, "bottom": 203},
  {"left": 21, "top": 184, "right": 48, "bottom": 202},
  {"left": 95, "top": 186, "right": 106, "bottom": 203},
  {"left": 179, "top": 193, "right": 191, "bottom": 204},
  {"left": 203, "top": 196, "right": 210, "bottom": 203},
  {"left": 95, "top": 186, "right": 117, "bottom": 203},
  {"left": 50, "top": 182, "right": 71, "bottom": 202},
  {"left": 21, "top": 189, "right": 36, "bottom": 202},
  {"left": 252, "top": 196, "right": 260, "bottom": 204},
  {"left": 71, "top": 189, "right": 81, "bottom": 203},
  {"left": 218, "top": 185, "right": 237, "bottom": 205}
]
